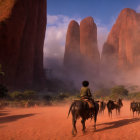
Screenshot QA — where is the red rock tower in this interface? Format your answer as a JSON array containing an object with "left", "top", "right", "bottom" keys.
[
  {"left": 0, "top": 0, "right": 47, "bottom": 88},
  {"left": 80, "top": 17, "right": 100, "bottom": 77},
  {"left": 64, "top": 20, "right": 80, "bottom": 70},
  {"left": 102, "top": 8, "right": 140, "bottom": 71}
]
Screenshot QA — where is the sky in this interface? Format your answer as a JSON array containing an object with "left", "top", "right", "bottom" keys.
[
  {"left": 47, "top": 0, "right": 140, "bottom": 26},
  {"left": 44, "top": 0, "right": 140, "bottom": 67}
]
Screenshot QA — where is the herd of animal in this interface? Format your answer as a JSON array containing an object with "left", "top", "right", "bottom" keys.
[
  {"left": 68, "top": 98, "right": 139, "bottom": 136},
  {"left": 99, "top": 99, "right": 123, "bottom": 117},
  {"left": 100, "top": 100, "right": 140, "bottom": 117}
]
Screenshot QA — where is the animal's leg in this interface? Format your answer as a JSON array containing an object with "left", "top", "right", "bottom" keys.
[
  {"left": 111, "top": 110, "right": 112, "bottom": 118},
  {"left": 108, "top": 110, "right": 111, "bottom": 118},
  {"left": 108, "top": 109, "right": 110, "bottom": 117},
  {"left": 72, "top": 116, "right": 77, "bottom": 136},
  {"left": 93, "top": 113, "right": 97, "bottom": 131},
  {"left": 108, "top": 112, "right": 109, "bottom": 117},
  {"left": 100, "top": 110, "right": 102, "bottom": 114},
  {"left": 136, "top": 111, "right": 138, "bottom": 116},
  {"left": 81, "top": 118, "right": 86, "bottom": 133},
  {"left": 118, "top": 108, "right": 120, "bottom": 115}
]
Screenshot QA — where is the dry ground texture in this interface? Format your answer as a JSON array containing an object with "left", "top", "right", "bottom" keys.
[{"left": 0, "top": 101, "right": 140, "bottom": 140}]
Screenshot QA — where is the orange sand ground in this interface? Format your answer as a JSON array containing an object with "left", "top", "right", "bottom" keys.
[{"left": 0, "top": 101, "right": 140, "bottom": 140}]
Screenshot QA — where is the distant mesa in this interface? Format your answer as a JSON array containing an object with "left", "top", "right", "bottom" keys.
[
  {"left": 101, "top": 8, "right": 140, "bottom": 71},
  {"left": 64, "top": 8, "right": 140, "bottom": 84}
]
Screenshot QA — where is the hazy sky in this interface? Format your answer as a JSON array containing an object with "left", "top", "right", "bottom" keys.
[{"left": 44, "top": 0, "right": 140, "bottom": 66}]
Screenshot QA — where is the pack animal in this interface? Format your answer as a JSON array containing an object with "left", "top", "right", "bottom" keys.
[
  {"left": 67, "top": 100, "right": 99, "bottom": 136},
  {"left": 99, "top": 101, "right": 106, "bottom": 114},
  {"left": 130, "top": 101, "right": 140, "bottom": 116},
  {"left": 107, "top": 99, "right": 123, "bottom": 117}
]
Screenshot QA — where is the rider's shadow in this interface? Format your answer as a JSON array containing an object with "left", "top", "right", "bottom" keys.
[{"left": 95, "top": 118, "right": 140, "bottom": 132}]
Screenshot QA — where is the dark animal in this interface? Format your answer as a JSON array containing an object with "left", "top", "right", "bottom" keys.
[
  {"left": 99, "top": 101, "right": 106, "bottom": 114},
  {"left": 116, "top": 98, "right": 123, "bottom": 114},
  {"left": 107, "top": 99, "right": 123, "bottom": 117},
  {"left": 130, "top": 101, "right": 140, "bottom": 116},
  {"left": 67, "top": 100, "right": 99, "bottom": 136}
]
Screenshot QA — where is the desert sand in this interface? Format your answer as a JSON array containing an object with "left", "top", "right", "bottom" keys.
[{"left": 0, "top": 101, "right": 140, "bottom": 140}]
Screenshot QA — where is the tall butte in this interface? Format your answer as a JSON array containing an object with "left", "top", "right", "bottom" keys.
[
  {"left": 0, "top": 0, "right": 47, "bottom": 88},
  {"left": 80, "top": 17, "right": 100, "bottom": 77},
  {"left": 102, "top": 8, "right": 140, "bottom": 72},
  {"left": 64, "top": 20, "right": 80, "bottom": 73}
]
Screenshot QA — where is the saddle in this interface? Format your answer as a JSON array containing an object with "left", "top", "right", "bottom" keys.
[
  {"left": 74, "top": 98, "right": 95, "bottom": 118},
  {"left": 81, "top": 98, "right": 95, "bottom": 109}
]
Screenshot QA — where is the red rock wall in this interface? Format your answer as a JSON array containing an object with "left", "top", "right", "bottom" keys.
[
  {"left": 0, "top": 0, "right": 47, "bottom": 88},
  {"left": 102, "top": 8, "right": 140, "bottom": 71}
]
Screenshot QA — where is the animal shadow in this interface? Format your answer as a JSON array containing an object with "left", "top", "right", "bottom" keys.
[
  {"left": 0, "top": 110, "right": 9, "bottom": 116},
  {"left": 96, "top": 118, "right": 140, "bottom": 132},
  {"left": 0, "top": 114, "right": 35, "bottom": 124}
]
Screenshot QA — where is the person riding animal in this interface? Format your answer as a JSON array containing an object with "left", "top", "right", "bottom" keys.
[{"left": 80, "top": 80, "right": 95, "bottom": 117}]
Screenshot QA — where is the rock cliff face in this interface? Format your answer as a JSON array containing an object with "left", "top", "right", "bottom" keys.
[
  {"left": 0, "top": 0, "right": 47, "bottom": 88},
  {"left": 64, "top": 20, "right": 80, "bottom": 69},
  {"left": 64, "top": 17, "right": 100, "bottom": 82},
  {"left": 102, "top": 8, "right": 140, "bottom": 71},
  {"left": 80, "top": 17, "right": 100, "bottom": 76}
]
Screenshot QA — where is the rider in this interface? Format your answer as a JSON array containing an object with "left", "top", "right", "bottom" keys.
[{"left": 80, "top": 81, "right": 95, "bottom": 110}]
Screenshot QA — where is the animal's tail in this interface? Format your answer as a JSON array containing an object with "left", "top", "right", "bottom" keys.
[{"left": 67, "top": 102, "right": 75, "bottom": 118}]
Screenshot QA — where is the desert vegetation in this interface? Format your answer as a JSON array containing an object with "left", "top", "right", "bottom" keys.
[
  {"left": 0, "top": 82, "right": 140, "bottom": 109},
  {"left": 0, "top": 62, "right": 140, "bottom": 108}
]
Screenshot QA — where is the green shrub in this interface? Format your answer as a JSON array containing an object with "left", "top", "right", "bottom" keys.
[
  {"left": 128, "top": 92, "right": 140, "bottom": 100},
  {"left": 110, "top": 85, "right": 128, "bottom": 100},
  {"left": 43, "top": 95, "right": 53, "bottom": 101},
  {"left": 9, "top": 90, "right": 37, "bottom": 100},
  {"left": 9, "top": 91, "right": 24, "bottom": 100},
  {"left": 23, "top": 90, "right": 37, "bottom": 100},
  {"left": 57, "top": 93, "right": 70, "bottom": 100}
]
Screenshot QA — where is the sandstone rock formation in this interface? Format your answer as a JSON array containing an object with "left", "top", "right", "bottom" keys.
[
  {"left": 0, "top": 0, "right": 47, "bottom": 88},
  {"left": 80, "top": 17, "right": 100, "bottom": 76},
  {"left": 64, "top": 17, "right": 100, "bottom": 82},
  {"left": 102, "top": 8, "right": 140, "bottom": 71},
  {"left": 64, "top": 20, "right": 80, "bottom": 69}
]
